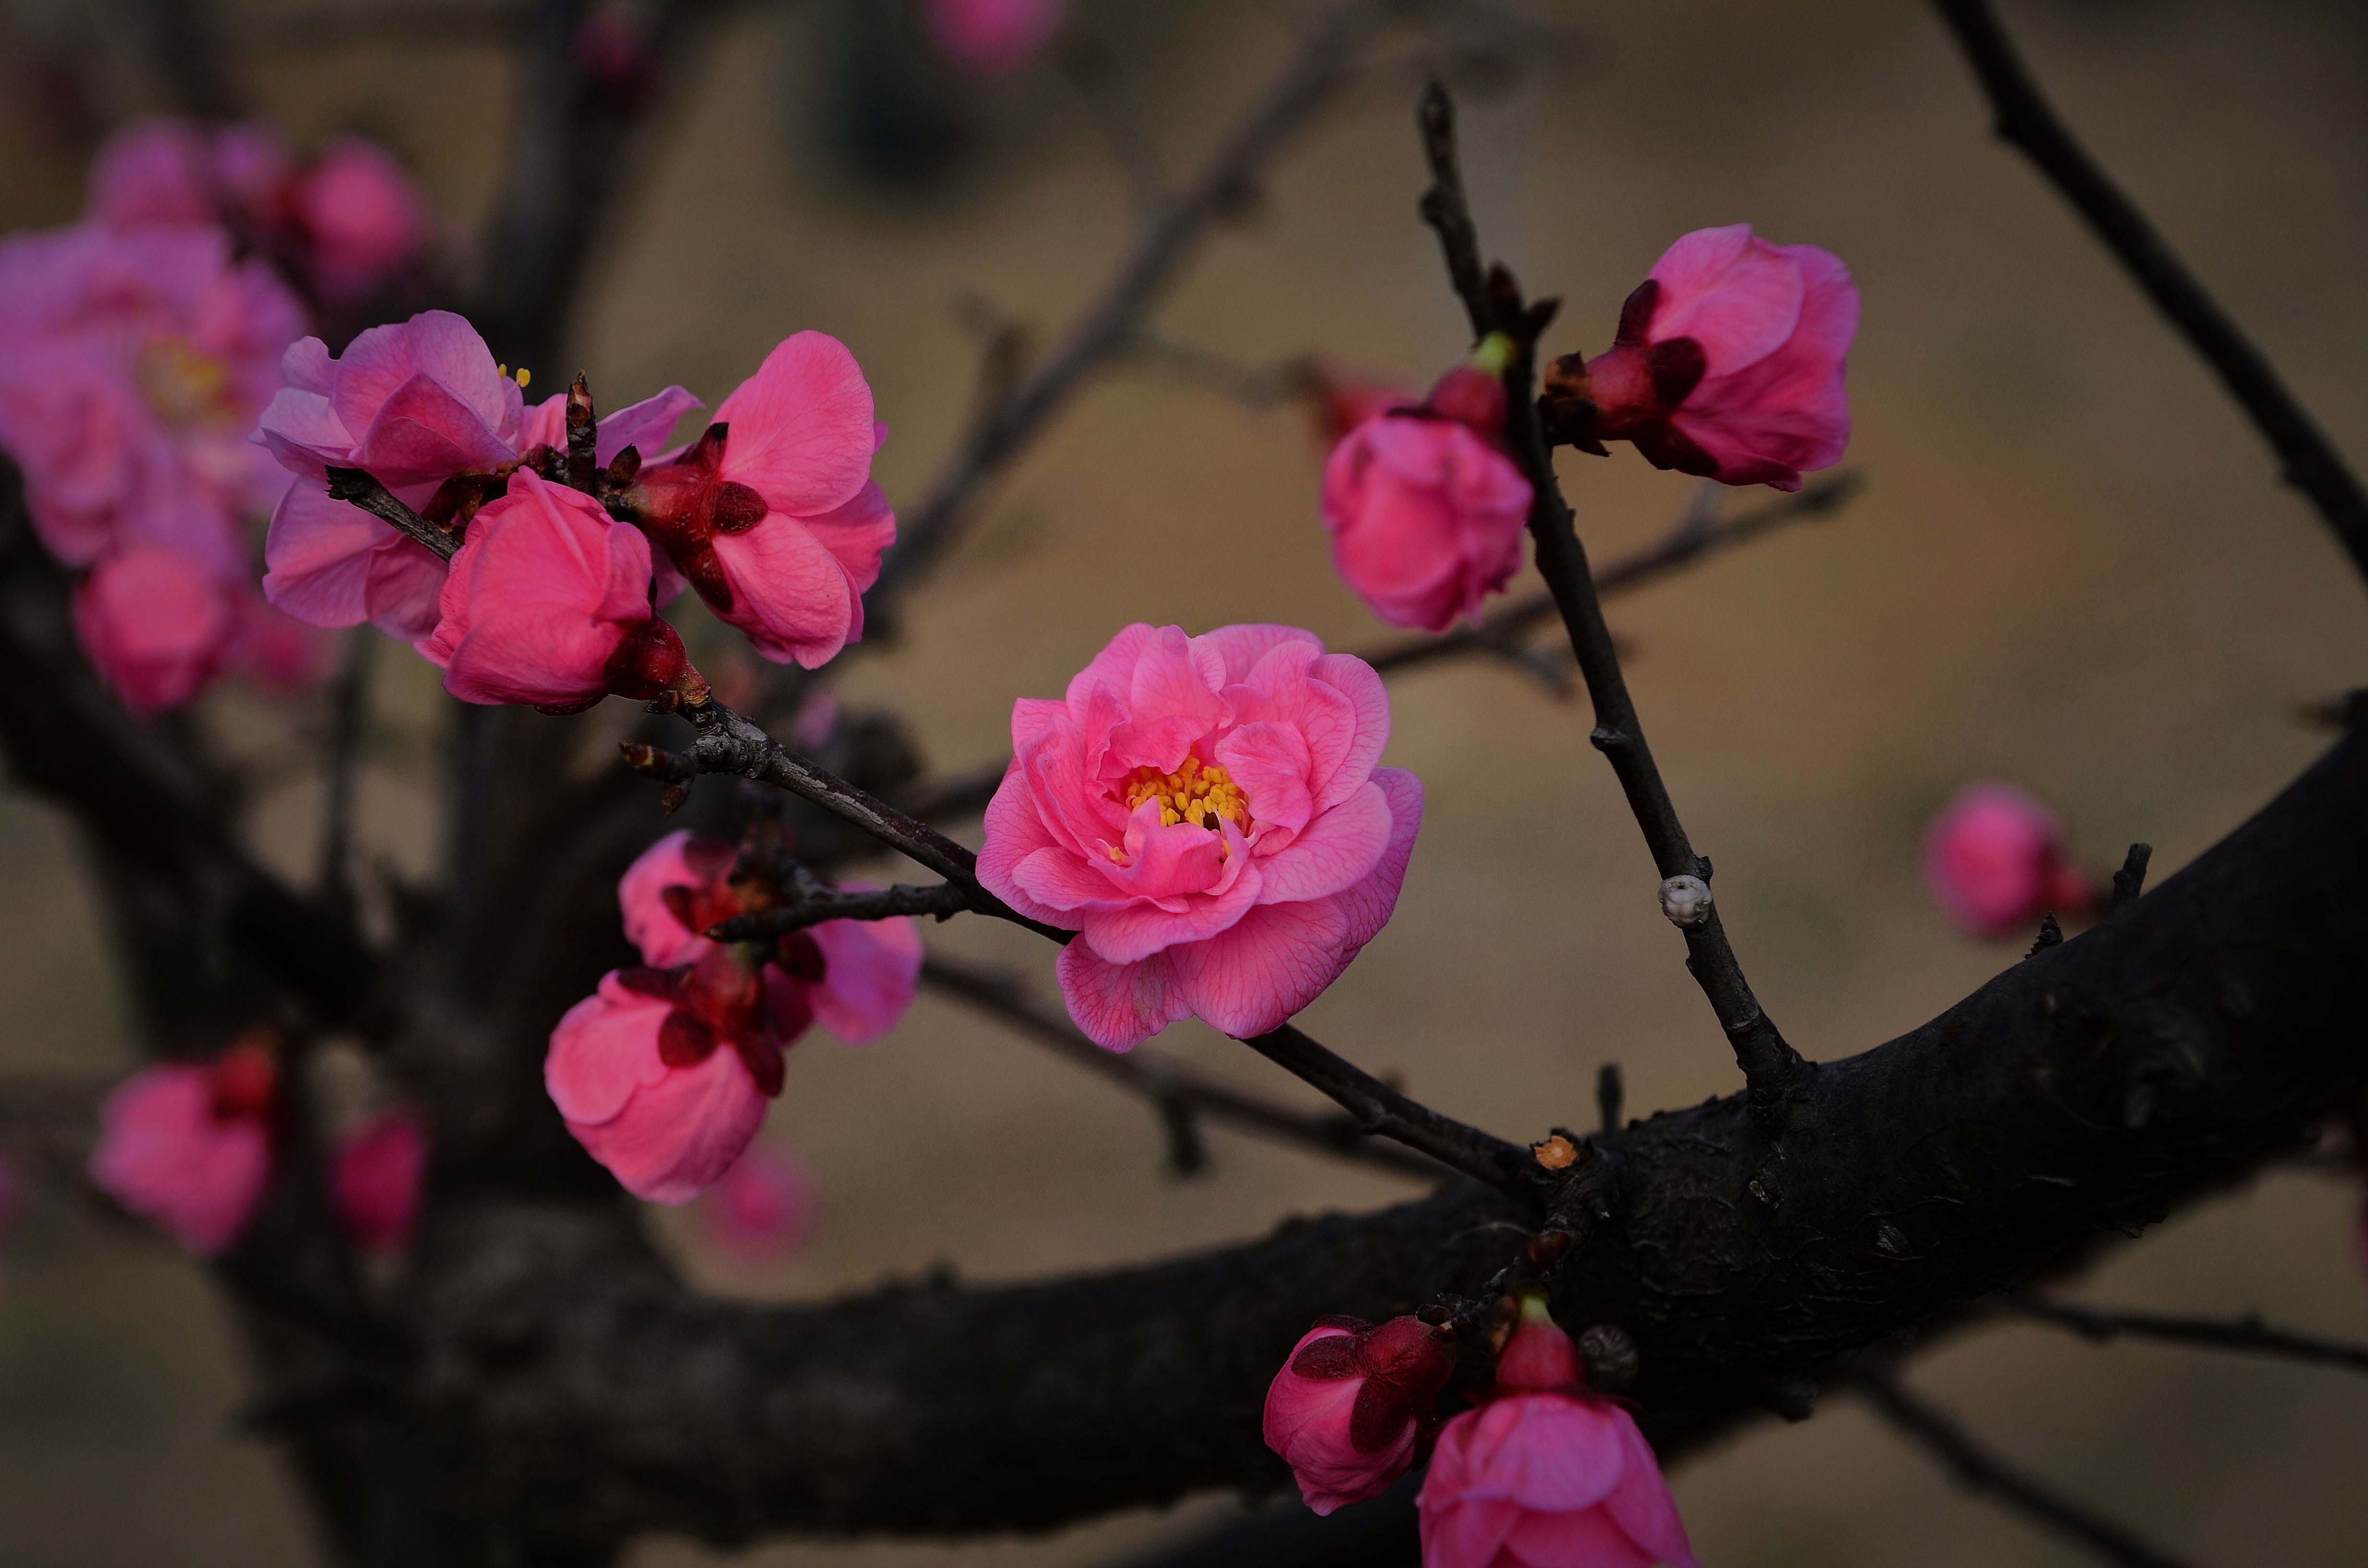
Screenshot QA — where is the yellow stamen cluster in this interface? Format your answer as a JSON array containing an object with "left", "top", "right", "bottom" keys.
[
  {"left": 498, "top": 364, "right": 533, "bottom": 388},
  {"left": 1118, "top": 757, "right": 1249, "bottom": 832},
  {"left": 136, "top": 337, "right": 239, "bottom": 429}
]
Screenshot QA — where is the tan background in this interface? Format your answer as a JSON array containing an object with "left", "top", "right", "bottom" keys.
[{"left": 1, "top": 0, "right": 2365, "bottom": 1562}]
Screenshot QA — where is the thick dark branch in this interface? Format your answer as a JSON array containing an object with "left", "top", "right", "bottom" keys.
[
  {"left": 2002, "top": 1295, "right": 2368, "bottom": 1376},
  {"left": 317, "top": 628, "right": 376, "bottom": 914},
  {"left": 1933, "top": 0, "right": 2368, "bottom": 587},
  {"left": 323, "top": 468, "right": 458, "bottom": 562},
  {"left": 921, "top": 955, "right": 1447, "bottom": 1181},
  {"left": 1360, "top": 473, "right": 1862, "bottom": 680},
  {"left": 1415, "top": 85, "right": 1811, "bottom": 1131},
  {"left": 871, "top": 0, "right": 1402, "bottom": 606},
  {"left": 1847, "top": 1362, "right": 2204, "bottom": 1568}
]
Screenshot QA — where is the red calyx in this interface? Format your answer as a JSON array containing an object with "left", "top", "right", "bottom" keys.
[
  {"left": 629, "top": 947, "right": 787, "bottom": 1098},
  {"left": 1424, "top": 363, "right": 1509, "bottom": 438},
  {"left": 616, "top": 422, "right": 770, "bottom": 615},
  {"left": 209, "top": 1037, "right": 280, "bottom": 1123},
  {"left": 1546, "top": 276, "right": 1720, "bottom": 476},
  {"left": 598, "top": 617, "right": 708, "bottom": 710},
  {"left": 1288, "top": 1315, "right": 1455, "bottom": 1456}
]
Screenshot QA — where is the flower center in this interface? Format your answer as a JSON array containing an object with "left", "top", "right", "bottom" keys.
[
  {"left": 136, "top": 337, "right": 240, "bottom": 430},
  {"left": 1117, "top": 756, "right": 1248, "bottom": 833}
]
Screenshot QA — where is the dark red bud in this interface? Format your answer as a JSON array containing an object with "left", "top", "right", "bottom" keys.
[
  {"left": 209, "top": 1038, "right": 279, "bottom": 1122},
  {"left": 603, "top": 617, "right": 708, "bottom": 707},
  {"left": 1426, "top": 363, "right": 1508, "bottom": 437},
  {"left": 657, "top": 1009, "right": 718, "bottom": 1067}
]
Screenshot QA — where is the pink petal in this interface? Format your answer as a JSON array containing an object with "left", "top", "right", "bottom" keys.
[
  {"left": 544, "top": 974, "right": 675, "bottom": 1126},
  {"left": 569, "top": 1043, "right": 770, "bottom": 1204},
  {"left": 618, "top": 829, "right": 711, "bottom": 968},
  {"left": 1307, "top": 653, "right": 1391, "bottom": 811},
  {"left": 1064, "top": 622, "right": 1159, "bottom": 713},
  {"left": 331, "top": 310, "right": 519, "bottom": 452},
  {"left": 1054, "top": 942, "right": 1188, "bottom": 1052},
  {"left": 1646, "top": 224, "right": 1805, "bottom": 375},
  {"left": 597, "top": 385, "right": 704, "bottom": 467},
  {"left": 1190, "top": 623, "right": 1322, "bottom": 685},
  {"left": 1601, "top": 1412, "right": 1702, "bottom": 1568},
  {"left": 1418, "top": 1494, "right": 1522, "bottom": 1568},
  {"left": 88, "top": 1065, "right": 271, "bottom": 1256},
  {"left": 1010, "top": 844, "right": 1136, "bottom": 912},
  {"left": 355, "top": 371, "right": 523, "bottom": 490},
  {"left": 1462, "top": 1396, "right": 1629, "bottom": 1512},
  {"left": 808, "top": 906, "right": 922, "bottom": 1043},
  {"left": 703, "top": 1142, "right": 812, "bottom": 1259},
  {"left": 1214, "top": 721, "right": 1315, "bottom": 840},
  {"left": 1077, "top": 841, "right": 1259, "bottom": 966},
  {"left": 1330, "top": 768, "right": 1423, "bottom": 953},
  {"left": 365, "top": 531, "right": 450, "bottom": 640},
  {"left": 714, "top": 331, "right": 876, "bottom": 517},
  {"left": 253, "top": 382, "right": 355, "bottom": 478},
  {"left": 330, "top": 1107, "right": 426, "bottom": 1254},
  {"left": 1501, "top": 1506, "right": 1659, "bottom": 1568},
  {"left": 262, "top": 482, "right": 380, "bottom": 629},
  {"left": 975, "top": 762, "right": 1077, "bottom": 929},
  {"left": 798, "top": 478, "right": 896, "bottom": 596},
  {"left": 1253, "top": 778, "right": 1391, "bottom": 904},
  {"left": 707, "top": 515, "right": 857, "bottom": 668},
  {"left": 1168, "top": 893, "right": 1352, "bottom": 1038}
]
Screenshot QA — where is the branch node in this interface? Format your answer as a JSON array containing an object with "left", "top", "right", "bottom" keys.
[
  {"left": 2109, "top": 843, "right": 2153, "bottom": 915},
  {"left": 1658, "top": 874, "right": 1713, "bottom": 929}
]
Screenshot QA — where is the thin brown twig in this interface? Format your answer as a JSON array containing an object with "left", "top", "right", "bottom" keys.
[
  {"left": 1933, "top": 0, "right": 2368, "bottom": 588},
  {"left": 921, "top": 954, "right": 1447, "bottom": 1181},
  {"left": 1414, "top": 82, "right": 1811, "bottom": 1133},
  {"left": 323, "top": 468, "right": 457, "bottom": 562},
  {"left": 2000, "top": 1295, "right": 2368, "bottom": 1376}
]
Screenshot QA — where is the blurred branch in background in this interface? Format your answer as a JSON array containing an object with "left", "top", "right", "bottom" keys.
[{"left": 2000, "top": 1295, "right": 2368, "bottom": 1376}]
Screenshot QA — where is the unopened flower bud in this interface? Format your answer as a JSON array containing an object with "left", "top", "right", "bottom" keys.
[
  {"left": 1659, "top": 873, "right": 1713, "bottom": 928},
  {"left": 1262, "top": 1314, "right": 1455, "bottom": 1516}
]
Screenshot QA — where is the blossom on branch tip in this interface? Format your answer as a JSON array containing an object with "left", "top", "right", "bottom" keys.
[
  {"left": 1320, "top": 339, "right": 1532, "bottom": 632},
  {"left": 1922, "top": 782, "right": 2097, "bottom": 937},
  {"left": 926, "top": 0, "right": 1068, "bottom": 79},
  {"left": 88, "top": 1038, "right": 279, "bottom": 1256},
  {"left": 1544, "top": 224, "right": 1857, "bottom": 493},
  {"left": 1263, "top": 1316, "right": 1455, "bottom": 1515},
  {"left": 1418, "top": 1296, "right": 1700, "bottom": 1568},
  {"left": 702, "top": 1141, "right": 813, "bottom": 1260},
  {"left": 978, "top": 623, "right": 1423, "bottom": 1051},
  {"left": 330, "top": 1107, "right": 426, "bottom": 1256},
  {"left": 617, "top": 332, "right": 893, "bottom": 669},
  {"left": 420, "top": 469, "right": 705, "bottom": 712}
]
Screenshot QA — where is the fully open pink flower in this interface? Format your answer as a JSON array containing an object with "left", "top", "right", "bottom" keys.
[
  {"left": 979, "top": 624, "right": 1423, "bottom": 1051},
  {"left": 702, "top": 1142, "right": 813, "bottom": 1259},
  {"left": 1418, "top": 1301, "right": 1700, "bottom": 1568},
  {"left": 88, "top": 1043, "right": 277, "bottom": 1256},
  {"left": 546, "top": 962, "right": 781, "bottom": 1203},
  {"left": 331, "top": 1107, "right": 426, "bottom": 1255},
  {"left": 419, "top": 468, "right": 702, "bottom": 711},
  {"left": 617, "top": 829, "right": 922, "bottom": 1043},
  {"left": 1321, "top": 354, "right": 1531, "bottom": 632},
  {"left": 1558, "top": 224, "right": 1856, "bottom": 492},
  {"left": 1922, "top": 782, "right": 2096, "bottom": 936},
  {"left": 1264, "top": 1316, "right": 1455, "bottom": 1515},
  {"left": 0, "top": 222, "right": 300, "bottom": 576},
  {"left": 71, "top": 543, "right": 234, "bottom": 715},
  {"left": 294, "top": 138, "right": 432, "bottom": 302},
  {"left": 620, "top": 332, "right": 893, "bottom": 669},
  {"left": 926, "top": 0, "right": 1068, "bottom": 78}
]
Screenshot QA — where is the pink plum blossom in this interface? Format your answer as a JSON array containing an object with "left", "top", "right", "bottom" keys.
[
  {"left": 545, "top": 962, "right": 781, "bottom": 1203},
  {"left": 419, "top": 468, "right": 705, "bottom": 712},
  {"left": 71, "top": 544, "right": 234, "bottom": 715},
  {"left": 701, "top": 1142, "right": 814, "bottom": 1260},
  {"left": 1922, "top": 782, "right": 2097, "bottom": 937},
  {"left": 978, "top": 623, "right": 1423, "bottom": 1051},
  {"left": 926, "top": 0, "right": 1068, "bottom": 78},
  {"left": 1321, "top": 350, "right": 1532, "bottom": 632},
  {"left": 88, "top": 1041, "right": 278, "bottom": 1256},
  {"left": 619, "top": 332, "right": 894, "bottom": 669},
  {"left": 293, "top": 137, "right": 432, "bottom": 302},
  {"left": 617, "top": 829, "right": 922, "bottom": 1043},
  {"left": 1263, "top": 1316, "right": 1455, "bottom": 1515},
  {"left": 0, "top": 222, "right": 301, "bottom": 576},
  {"left": 1554, "top": 224, "right": 1856, "bottom": 492},
  {"left": 1418, "top": 1297, "right": 1700, "bottom": 1568},
  {"left": 330, "top": 1107, "right": 426, "bottom": 1255},
  {"left": 256, "top": 310, "right": 527, "bottom": 637}
]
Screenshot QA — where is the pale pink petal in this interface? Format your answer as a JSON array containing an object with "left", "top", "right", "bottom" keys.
[
  {"left": 707, "top": 515, "right": 856, "bottom": 668},
  {"left": 618, "top": 829, "right": 711, "bottom": 968},
  {"left": 1064, "top": 622, "right": 1159, "bottom": 713},
  {"left": 1214, "top": 721, "right": 1315, "bottom": 840},
  {"left": 1647, "top": 224, "right": 1804, "bottom": 374},
  {"left": 355, "top": 371, "right": 522, "bottom": 490},
  {"left": 1168, "top": 894, "right": 1352, "bottom": 1038},
  {"left": 1078, "top": 849, "right": 1259, "bottom": 965},
  {"left": 1330, "top": 768, "right": 1423, "bottom": 954},
  {"left": 1054, "top": 942, "right": 1188, "bottom": 1052},
  {"left": 543, "top": 974, "right": 675, "bottom": 1125},
  {"left": 262, "top": 482, "right": 379, "bottom": 628},
  {"left": 714, "top": 331, "right": 876, "bottom": 517},
  {"left": 1191, "top": 623, "right": 1322, "bottom": 686},
  {"left": 1252, "top": 778, "right": 1390, "bottom": 904},
  {"left": 331, "top": 310, "right": 518, "bottom": 449},
  {"left": 975, "top": 764, "right": 1076, "bottom": 928},
  {"left": 572, "top": 1044, "right": 769, "bottom": 1204},
  {"left": 808, "top": 906, "right": 922, "bottom": 1043}
]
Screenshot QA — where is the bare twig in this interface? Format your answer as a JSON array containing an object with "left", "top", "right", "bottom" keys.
[
  {"left": 708, "top": 878, "right": 974, "bottom": 940},
  {"left": 1933, "top": 0, "right": 2368, "bottom": 587},
  {"left": 2109, "top": 843, "right": 2153, "bottom": 916},
  {"left": 922, "top": 954, "right": 1446, "bottom": 1181},
  {"left": 1360, "top": 472, "right": 1862, "bottom": 679},
  {"left": 1415, "top": 82, "right": 1811, "bottom": 1132},
  {"left": 888, "top": 760, "right": 1007, "bottom": 829},
  {"left": 323, "top": 468, "right": 457, "bottom": 561},
  {"left": 872, "top": 0, "right": 1404, "bottom": 607},
  {"left": 2001, "top": 1295, "right": 2368, "bottom": 1376},
  {"left": 1055, "top": 28, "right": 1169, "bottom": 216},
  {"left": 318, "top": 628, "right": 377, "bottom": 914},
  {"left": 1847, "top": 1361, "right": 2207, "bottom": 1568},
  {"left": 1242, "top": 1024, "right": 1534, "bottom": 1191}
]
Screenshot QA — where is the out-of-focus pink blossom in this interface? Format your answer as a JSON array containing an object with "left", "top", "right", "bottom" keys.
[
  {"left": 546, "top": 961, "right": 780, "bottom": 1203},
  {"left": 925, "top": 0, "right": 1068, "bottom": 79},
  {"left": 71, "top": 544, "right": 234, "bottom": 715},
  {"left": 223, "top": 589, "right": 334, "bottom": 693},
  {"left": 0, "top": 223, "right": 300, "bottom": 578},
  {"left": 1264, "top": 1316, "right": 1455, "bottom": 1515},
  {"left": 330, "top": 1107, "right": 426, "bottom": 1255},
  {"left": 1922, "top": 782, "right": 2096, "bottom": 937},
  {"left": 620, "top": 332, "right": 893, "bottom": 669},
  {"left": 1321, "top": 346, "right": 1532, "bottom": 632},
  {"left": 1418, "top": 1296, "right": 1700, "bottom": 1568},
  {"left": 701, "top": 1141, "right": 813, "bottom": 1259},
  {"left": 294, "top": 138, "right": 432, "bottom": 302},
  {"left": 978, "top": 623, "right": 1423, "bottom": 1051},
  {"left": 256, "top": 310, "right": 525, "bottom": 636},
  {"left": 1550, "top": 224, "right": 1856, "bottom": 493},
  {"left": 88, "top": 120, "right": 222, "bottom": 228},
  {"left": 88, "top": 1041, "right": 278, "bottom": 1256},
  {"left": 616, "top": 829, "right": 922, "bottom": 1043}
]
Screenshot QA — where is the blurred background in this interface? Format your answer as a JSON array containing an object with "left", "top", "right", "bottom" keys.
[{"left": 2, "top": 0, "right": 2366, "bottom": 1562}]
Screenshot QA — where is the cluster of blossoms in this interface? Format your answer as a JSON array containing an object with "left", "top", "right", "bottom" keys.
[
  {"left": 255, "top": 312, "right": 895, "bottom": 706},
  {"left": 1265, "top": 1296, "right": 1698, "bottom": 1567},
  {"left": 545, "top": 829, "right": 921, "bottom": 1201},
  {"left": 1922, "top": 781, "right": 2101, "bottom": 937}
]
